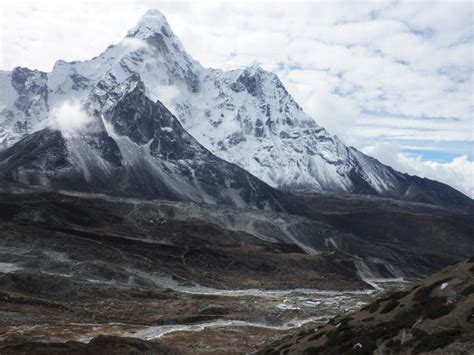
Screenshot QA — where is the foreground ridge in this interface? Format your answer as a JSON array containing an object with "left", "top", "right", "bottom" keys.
[{"left": 260, "top": 258, "right": 474, "bottom": 354}]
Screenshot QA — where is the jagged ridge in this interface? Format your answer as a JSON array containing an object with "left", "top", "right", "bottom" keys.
[
  {"left": 0, "top": 9, "right": 471, "bottom": 208},
  {"left": 0, "top": 74, "right": 284, "bottom": 210}
]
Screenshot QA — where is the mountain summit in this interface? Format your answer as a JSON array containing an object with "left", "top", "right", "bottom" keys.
[
  {"left": 127, "top": 9, "right": 174, "bottom": 38},
  {"left": 0, "top": 9, "right": 471, "bottom": 208}
]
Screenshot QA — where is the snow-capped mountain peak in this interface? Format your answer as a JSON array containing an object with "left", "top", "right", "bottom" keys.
[
  {"left": 123, "top": 8, "right": 200, "bottom": 76},
  {"left": 127, "top": 9, "right": 173, "bottom": 39},
  {"left": 0, "top": 9, "right": 471, "bottom": 208}
]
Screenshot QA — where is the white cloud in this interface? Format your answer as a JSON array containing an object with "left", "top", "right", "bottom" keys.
[
  {"left": 120, "top": 37, "right": 148, "bottom": 51},
  {"left": 49, "top": 100, "right": 97, "bottom": 135},
  {"left": 363, "top": 142, "right": 474, "bottom": 198},
  {"left": 146, "top": 85, "right": 180, "bottom": 114}
]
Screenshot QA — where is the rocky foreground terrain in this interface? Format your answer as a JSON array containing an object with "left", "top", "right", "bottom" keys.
[
  {"left": 260, "top": 258, "right": 474, "bottom": 354},
  {"left": 0, "top": 186, "right": 471, "bottom": 353},
  {"left": 0, "top": 187, "right": 375, "bottom": 354},
  {"left": 1, "top": 254, "right": 471, "bottom": 354}
]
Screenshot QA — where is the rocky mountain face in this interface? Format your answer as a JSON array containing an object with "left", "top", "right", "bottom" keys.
[
  {"left": 0, "top": 189, "right": 369, "bottom": 291},
  {"left": 0, "top": 73, "right": 283, "bottom": 210},
  {"left": 1, "top": 182, "right": 472, "bottom": 282},
  {"left": 0, "top": 9, "right": 471, "bottom": 208}
]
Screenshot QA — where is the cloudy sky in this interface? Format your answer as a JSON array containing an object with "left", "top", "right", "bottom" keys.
[{"left": 1, "top": 0, "right": 472, "bottom": 196}]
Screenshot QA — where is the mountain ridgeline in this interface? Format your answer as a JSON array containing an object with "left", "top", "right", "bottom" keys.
[
  {"left": 0, "top": 9, "right": 471, "bottom": 210},
  {"left": 0, "top": 74, "right": 283, "bottom": 210}
]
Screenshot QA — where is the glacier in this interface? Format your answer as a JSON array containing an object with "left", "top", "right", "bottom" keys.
[{"left": 0, "top": 9, "right": 471, "bottom": 207}]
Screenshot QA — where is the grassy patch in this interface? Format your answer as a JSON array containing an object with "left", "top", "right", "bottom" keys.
[
  {"left": 419, "top": 295, "right": 455, "bottom": 320},
  {"left": 363, "top": 302, "right": 379, "bottom": 314},
  {"left": 467, "top": 308, "right": 473, "bottom": 323},
  {"left": 381, "top": 299, "right": 399, "bottom": 314},
  {"left": 461, "top": 285, "right": 474, "bottom": 296},
  {"left": 295, "top": 328, "right": 314, "bottom": 340},
  {"left": 413, "top": 278, "right": 451, "bottom": 303},
  {"left": 303, "top": 345, "right": 323, "bottom": 353},
  {"left": 413, "top": 328, "right": 461, "bottom": 354},
  {"left": 386, "top": 338, "right": 402, "bottom": 352},
  {"left": 391, "top": 290, "right": 410, "bottom": 301},
  {"left": 308, "top": 331, "right": 326, "bottom": 342}
]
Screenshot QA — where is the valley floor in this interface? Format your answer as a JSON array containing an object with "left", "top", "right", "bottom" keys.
[
  {"left": 0, "top": 188, "right": 471, "bottom": 353},
  {"left": 0, "top": 274, "right": 405, "bottom": 354}
]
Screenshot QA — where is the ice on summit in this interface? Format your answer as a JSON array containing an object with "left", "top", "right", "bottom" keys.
[
  {"left": 0, "top": 9, "right": 468, "bottom": 204},
  {"left": 127, "top": 9, "right": 175, "bottom": 39}
]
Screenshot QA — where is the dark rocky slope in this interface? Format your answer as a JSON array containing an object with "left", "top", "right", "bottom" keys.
[
  {"left": 0, "top": 76, "right": 283, "bottom": 211},
  {"left": 260, "top": 258, "right": 474, "bottom": 354},
  {"left": 0, "top": 336, "right": 176, "bottom": 355},
  {"left": 285, "top": 192, "right": 474, "bottom": 277},
  {"left": 0, "top": 189, "right": 367, "bottom": 291},
  {"left": 1, "top": 184, "right": 473, "bottom": 282},
  {"left": 0, "top": 180, "right": 473, "bottom": 282},
  {"left": 0, "top": 187, "right": 472, "bottom": 353}
]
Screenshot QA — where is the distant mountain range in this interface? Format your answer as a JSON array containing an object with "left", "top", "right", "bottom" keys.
[{"left": 0, "top": 9, "right": 471, "bottom": 209}]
